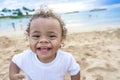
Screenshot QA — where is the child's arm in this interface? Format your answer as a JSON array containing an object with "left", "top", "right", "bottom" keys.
[
  {"left": 9, "top": 61, "right": 25, "bottom": 80},
  {"left": 71, "top": 71, "right": 80, "bottom": 80}
]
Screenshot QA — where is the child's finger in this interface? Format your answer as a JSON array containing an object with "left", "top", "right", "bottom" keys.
[
  {"left": 17, "top": 74, "right": 25, "bottom": 79},
  {"left": 14, "top": 74, "right": 25, "bottom": 79}
]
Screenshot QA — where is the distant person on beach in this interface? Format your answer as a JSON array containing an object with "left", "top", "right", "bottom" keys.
[
  {"left": 9, "top": 5, "right": 80, "bottom": 80},
  {"left": 19, "top": 21, "right": 23, "bottom": 30},
  {"left": 12, "top": 22, "right": 16, "bottom": 31}
]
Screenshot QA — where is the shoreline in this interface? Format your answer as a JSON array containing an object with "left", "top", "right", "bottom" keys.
[
  {"left": 66, "top": 23, "right": 120, "bottom": 33},
  {"left": 0, "top": 23, "right": 120, "bottom": 36}
]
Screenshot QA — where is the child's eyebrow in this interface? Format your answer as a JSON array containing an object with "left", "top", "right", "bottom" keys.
[
  {"left": 31, "top": 31, "right": 40, "bottom": 33},
  {"left": 47, "top": 31, "right": 54, "bottom": 33},
  {"left": 30, "top": 31, "right": 57, "bottom": 34},
  {"left": 47, "top": 31, "right": 57, "bottom": 34}
]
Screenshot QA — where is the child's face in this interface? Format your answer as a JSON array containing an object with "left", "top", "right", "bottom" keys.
[{"left": 29, "top": 17, "right": 62, "bottom": 63}]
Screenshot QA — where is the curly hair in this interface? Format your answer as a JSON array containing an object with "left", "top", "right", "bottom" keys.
[{"left": 26, "top": 5, "right": 67, "bottom": 39}]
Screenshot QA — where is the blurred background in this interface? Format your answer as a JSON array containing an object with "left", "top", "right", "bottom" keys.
[{"left": 0, "top": 0, "right": 120, "bottom": 32}]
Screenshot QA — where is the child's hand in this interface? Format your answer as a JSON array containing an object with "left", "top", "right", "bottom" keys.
[{"left": 13, "top": 74, "right": 25, "bottom": 80}]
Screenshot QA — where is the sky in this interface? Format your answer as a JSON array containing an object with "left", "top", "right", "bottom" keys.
[{"left": 0, "top": 0, "right": 120, "bottom": 13}]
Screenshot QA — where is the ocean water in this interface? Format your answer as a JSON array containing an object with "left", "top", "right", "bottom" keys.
[{"left": 0, "top": 7, "right": 120, "bottom": 32}]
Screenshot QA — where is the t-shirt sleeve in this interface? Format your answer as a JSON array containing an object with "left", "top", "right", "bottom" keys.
[
  {"left": 12, "top": 51, "right": 28, "bottom": 69},
  {"left": 68, "top": 55, "right": 80, "bottom": 76}
]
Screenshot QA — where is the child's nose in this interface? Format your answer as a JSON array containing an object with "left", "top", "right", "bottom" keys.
[{"left": 39, "top": 37, "right": 49, "bottom": 43}]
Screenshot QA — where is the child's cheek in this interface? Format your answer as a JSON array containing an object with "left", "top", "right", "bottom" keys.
[{"left": 53, "top": 40, "right": 61, "bottom": 48}]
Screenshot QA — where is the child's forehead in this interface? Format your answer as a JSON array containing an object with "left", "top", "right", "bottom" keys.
[{"left": 29, "top": 24, "right": 62, "bottom": 35}]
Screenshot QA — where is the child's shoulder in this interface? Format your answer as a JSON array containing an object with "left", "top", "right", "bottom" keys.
[
  {"left": 14, "top": 49, "right": 34, "bottom": 57},
  {"left": 58, "top": 49, "right": 74, "bottom": 59},
  {"left": 22, "top": 49, "right": 33, "bottom": 54}
]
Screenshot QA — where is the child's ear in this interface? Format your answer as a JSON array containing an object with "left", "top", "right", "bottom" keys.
[
  {"left": 60, "top": 38, "right": 63, "bottom": 42},
  {"left": 24, "top": 32, "right": 29, "bottom": 41},
  {"left": 27, "top": 36, "right": 31, "bottom": 42},
  {"left": 60, "top": 41, "right": 65, "bottom": 48},
  {"left": 61, "top": 36, "right": 66, "bottom": 42}
]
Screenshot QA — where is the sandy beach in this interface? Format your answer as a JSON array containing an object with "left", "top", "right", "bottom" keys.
[{"left": 0, "top": 27, "right": 120, "bottom": 80}]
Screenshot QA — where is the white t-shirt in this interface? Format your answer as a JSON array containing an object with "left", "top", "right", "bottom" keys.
[{"left": 12, "top": 49, "right": 80, "bottom": 80}]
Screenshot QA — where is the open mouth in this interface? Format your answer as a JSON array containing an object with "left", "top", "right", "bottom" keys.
[{"left": 37, "top": 47, "right": 52, "bottom": 53}]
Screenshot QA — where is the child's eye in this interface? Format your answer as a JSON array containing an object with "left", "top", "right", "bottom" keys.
[
  {"left": 48, "top": 35, "right": 56, "bottom": 39},
  {"left": 31, "top": 35, "right": 40, "bottom": 40},
  {"left": 49, "top": 35, "right": 56, "bottom": 37}
]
